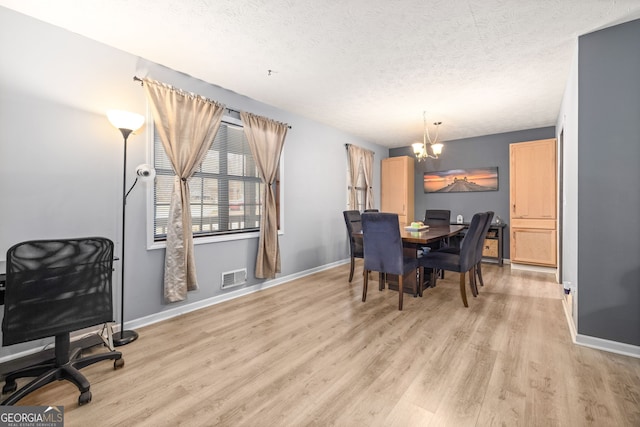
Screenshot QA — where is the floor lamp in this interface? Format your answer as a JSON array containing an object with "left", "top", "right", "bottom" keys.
[{"left": 107, "top": 110, "right": 146, "bottom": 347}]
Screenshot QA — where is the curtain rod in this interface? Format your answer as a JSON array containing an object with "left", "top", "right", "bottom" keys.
[{"left": 133, "top": 76, "right": 291, "bottom": 129}]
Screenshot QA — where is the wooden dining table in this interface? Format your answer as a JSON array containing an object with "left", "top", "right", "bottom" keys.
[
  {"left": 399, "top": 224, "right": 465, "bottom": 245},
  {"left": 354, "top": 224, "right": 466, "bottom": 295}
]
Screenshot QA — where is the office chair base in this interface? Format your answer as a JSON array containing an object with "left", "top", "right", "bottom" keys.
[{"left": 113, "top": 330, "right": 138, "bottom": 347}]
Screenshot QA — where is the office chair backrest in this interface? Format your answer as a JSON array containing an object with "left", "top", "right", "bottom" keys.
[
  {"left": 361, "top": 212, "right": 404, "bottom": 276},
  {"left": 3, "top": 237, "right": 115, "bottom": 346},
  {"left": 424, "top": 209, "right": 451, "bottom": 226}
]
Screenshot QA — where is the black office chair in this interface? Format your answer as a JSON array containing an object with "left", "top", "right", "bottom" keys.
[
  {"left": 364, "top": 209, "right": 379, "bottom": 212},
  {"left": 1, "top": 237, "right": 124, "bottom": 406},
  {"left": 343, "top": 210, "right": 364, "bottom": 282},
  {"left": 361, "top": 212, "right": 421, "bottom": 311},
  {"left": 419, "top": 212, "right": 487, "bottom": 307}
]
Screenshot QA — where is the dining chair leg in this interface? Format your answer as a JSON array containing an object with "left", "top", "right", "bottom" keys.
[
  {"left": 398, "top": 276, "right": 404, "bottom": 311},
  {"left": 418, "top": 267, "right": 424, "bottom": 297},
  {"left": 476, "top": 262, "right": 485, "bottom": 287},
  {"left": 348, "top": 256, "right": 355, "bottom": 282},
  {"left": 362, "top": 269, "right": 369, "bottom": 302},
  {"left": 469, "top": 269, "right": 478, "bottom": 297},
  {"left": 431, "top": 268, "right": 438, "bottom": 288},
  {"left": 473, "top": 266, "right": 480, "bottom": 295},
  {"left": 459, "top": 273, "right": 468, "bottom": 307}
]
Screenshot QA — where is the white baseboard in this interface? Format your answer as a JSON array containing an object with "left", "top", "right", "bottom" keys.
[
  {"left": 575, "top": 334, "right": 640, "bottom": 359},
  {"left": 559, "top": 281, "right": 638, "bottom": 359},
  {"left": 510, "top": 262, "right": 556, "bottom": 274}
]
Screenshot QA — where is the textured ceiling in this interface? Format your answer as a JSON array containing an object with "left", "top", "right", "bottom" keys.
[{"left": 2, "top": 0, "right": 640, "bottom": 147}]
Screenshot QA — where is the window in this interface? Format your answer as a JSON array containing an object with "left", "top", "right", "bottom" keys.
[
  {"left": 350, "top": 166, "right": 368, "bottom": 211},
  {"left": 346, "top": 144, "right": 373, "bottom": 211},
  {"left": 152, "top": 116, "right": 279, "bottom": 242}
]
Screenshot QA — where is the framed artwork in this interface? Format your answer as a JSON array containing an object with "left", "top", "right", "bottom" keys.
[{"left": 423, "top": 167, "right": 498, "bottom": 193}]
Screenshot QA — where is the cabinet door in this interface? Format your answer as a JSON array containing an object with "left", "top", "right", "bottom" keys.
[
  {"left": 381, "top": 157, "right": 405, "bottom": 215},
  {"left": 511, "top": 228, "right": 557, "bottom": 266},
  {"left": 510, "top": 139, "right": 556, "bottom": 219}
]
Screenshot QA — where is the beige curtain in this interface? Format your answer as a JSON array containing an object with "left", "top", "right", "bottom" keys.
[
  {"left": 143, "top": 78, "right": 225, "bottom": 302},
  {"left": 346, "top": 144, "right": 375, "bottom": 210},
  {"left": 240, "top": 112, "right": 288, "bottom": 279},
  {"left": 347, "top": 144, "right": 361, "bottom": 210},
  {"left": 362, "top": 149, "right": 375, "bottom": 210}
]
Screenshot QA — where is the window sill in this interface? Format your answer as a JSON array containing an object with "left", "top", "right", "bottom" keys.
[{"left": 147, "top": 229, "right": 284, "bottom": 250}]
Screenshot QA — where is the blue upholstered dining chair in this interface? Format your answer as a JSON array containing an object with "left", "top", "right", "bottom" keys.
[
  {"left": 422, "top": 209, "right": 452, "bottom": 275},
  {"left": 437, "top": 211, "right": 494, "bottom": 291},
  {"left": 419, "top": 212, "right": 488, "bottom": 307},
  {"left": 473, "top": 211, "right": 494, "bottom": 288},
  {"left": 423, "top": 209, "right": 451, "bottom": 226},
  {"left": 361, "top": 212, "right": 421, "bottom": 311},
  {"left": 343, "top": 210, "right": 364, "bottom": 282}
]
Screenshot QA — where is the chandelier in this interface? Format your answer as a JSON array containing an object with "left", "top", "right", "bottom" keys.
[{"left": 411, "top": 111, "right": 443, "bottom": 161}]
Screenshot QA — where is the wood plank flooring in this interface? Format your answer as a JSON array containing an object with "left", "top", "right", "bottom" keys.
[{"left": 11, "top": 262, "right": 640, "bottom": 426}]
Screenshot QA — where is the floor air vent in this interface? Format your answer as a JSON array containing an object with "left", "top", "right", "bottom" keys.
[{"left": 221, "top": 268, "right": 247, "bottom": 289}]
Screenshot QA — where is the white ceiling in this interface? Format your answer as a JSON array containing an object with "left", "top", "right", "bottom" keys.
[{"left": 2, "top": 0, "right": 640, "bottom": 147}]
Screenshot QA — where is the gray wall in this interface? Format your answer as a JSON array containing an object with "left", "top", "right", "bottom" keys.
[
  {"left": 577, "top": 19, "right": 640, "bottom": 346},
  {"left": 0, "top": 7, "right": 388, "bottom": 358},
  {"left": 390, "top": 127, "right": 555, "bottom": 259}
]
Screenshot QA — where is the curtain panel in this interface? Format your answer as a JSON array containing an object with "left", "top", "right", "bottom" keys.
[
  {"left": 240, "top": 112, "right": 288, "bottom": 279},
  {"left": 346, "top": 144, "right": 375, "bottom": 210},
  {"left": 362, "top": 148, "right": 375, "bottom": 210},
  {"left": 143, "top": 78, "right": 225, "bottom": 303}
]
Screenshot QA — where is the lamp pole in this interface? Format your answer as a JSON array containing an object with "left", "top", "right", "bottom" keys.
[
  {"left": 107, "top": 110, "right": 145, "bottom": 347},
  {"left": 113, "top": 127, "right": 138, "bottom": 346}
]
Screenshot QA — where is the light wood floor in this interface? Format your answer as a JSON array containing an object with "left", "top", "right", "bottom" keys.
[{"left": 13, "top": 262, "right": 640, "bottom": 426}]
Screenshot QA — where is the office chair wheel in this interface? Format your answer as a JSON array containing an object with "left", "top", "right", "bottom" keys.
[
  {"left": 2, "top": 381, "right": 17, "bottom": 394},
  {"left": 114, "top": 358, "right": 124, "bottom": 369},
  {"left": 78, "top": 391, "right": 92, "bottom": 405}
]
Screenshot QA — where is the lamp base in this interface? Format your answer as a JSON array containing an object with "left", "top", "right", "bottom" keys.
[{"left": 113, "top": 330, "right": 139, "bottom": 347}]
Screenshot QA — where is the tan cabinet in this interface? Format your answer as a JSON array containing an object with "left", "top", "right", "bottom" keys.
[
  {"left": 510, "top": 139, "right": 557, "bottom": 267},
  {"left": 381, "top": 156, "right": 414, "bottom": 227},
  {"left": 511, "top": 220, "right": 557, "bottom": 266}
]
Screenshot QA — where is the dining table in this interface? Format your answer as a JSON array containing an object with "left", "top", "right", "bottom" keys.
[
  {"left": 354, "top": 223, "right": 466, "bottom": 295},
  {"left": 399, "top": 224, "right": 465, "bottom": 246}
]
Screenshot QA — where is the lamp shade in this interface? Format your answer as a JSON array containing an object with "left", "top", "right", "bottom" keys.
[
  {"left": 432, "top": 143, "right": 443, "bottom": 155},
  {"left": 135, "top": 164, "right": 156, "bottom": 181},
  {"left": 107, "top": 110, "right": 145, "bottom": 132}
]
